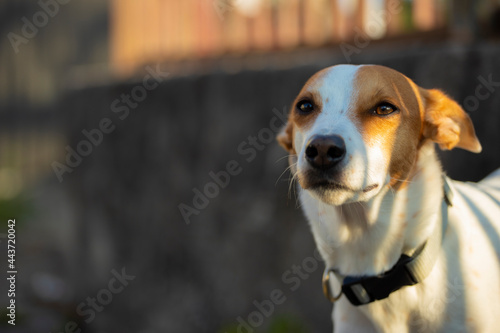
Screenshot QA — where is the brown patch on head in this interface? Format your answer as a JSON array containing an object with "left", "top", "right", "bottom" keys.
[
  {"left": 350, "top": 65, "right": 422, "bottom": 189},
  {"left": 290, "top": 69, "right": 327, "bottom": 129},
  {"left": 291, "top": 89, "right": 323, "bottom": 128},
  {"left": 277, "top": 68, "right": 329, "bottom": 154}
]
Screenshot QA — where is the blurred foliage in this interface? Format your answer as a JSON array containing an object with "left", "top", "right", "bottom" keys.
[
  {"left": 267, "top": 315, "right": 308, "bottom": 333},
  {"left": 219, "top": 314, "right": 308, "bottom": 333},
  {"left": 0, "top": 194, "right": 33, "bottom": 232},
  {"left": 402, "top": 0, "right": 415, "bottom": 32}
]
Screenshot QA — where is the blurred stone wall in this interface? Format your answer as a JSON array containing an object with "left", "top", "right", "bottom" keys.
[
  {"left": 56, "top": 66, "right": 331, "bottom": 333},
  {"left": 17, "top": 42, "right": 500, "bottom": 333}
]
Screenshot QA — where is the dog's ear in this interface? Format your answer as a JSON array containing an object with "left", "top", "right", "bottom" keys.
[
  {"left": 421, "top": 89, "right": 482, "bottom": 153},
  {"left": 277, "top": 121, "right": 296, "bottom": 154}
]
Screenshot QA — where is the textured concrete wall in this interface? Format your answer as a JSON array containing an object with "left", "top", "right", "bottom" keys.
[{"left": 36, "top": 42, "right": 500, "bottom": 333}]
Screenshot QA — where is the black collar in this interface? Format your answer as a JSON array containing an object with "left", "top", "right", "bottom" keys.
[{"left": 322, "top": 176, "right": 453, "bottom": 306}]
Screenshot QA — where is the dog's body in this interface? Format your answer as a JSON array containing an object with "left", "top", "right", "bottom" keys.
[{"left": 277, "top": 64, "right": 500, "bottom": 332}]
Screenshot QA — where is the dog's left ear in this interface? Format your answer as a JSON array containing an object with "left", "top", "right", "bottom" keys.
[
  {"left": 421, "top": 89, "right": 482, "bottom": 153},
  {"left": 276, "top": 121, "right": 295, "bottom": 154}
]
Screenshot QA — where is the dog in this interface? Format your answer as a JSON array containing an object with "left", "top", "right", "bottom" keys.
[{"left": 276, "top": 64, "right": 500, "bottom": 332}]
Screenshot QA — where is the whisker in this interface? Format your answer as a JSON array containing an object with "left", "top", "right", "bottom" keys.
[
  {"left": 287, "top": 167, "right": 299, "bottom": 200},
  {"left": 275, "top": 162, "right": 296, "bottom": 187},
  {"left": 291, "top": 173, "right": 301, "bottom": 206},
  {"left": 274, "top": 154, "right": 294, "bottom": 164}
]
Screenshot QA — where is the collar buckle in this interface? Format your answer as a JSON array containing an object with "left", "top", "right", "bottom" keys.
[
  {"left": 322, "top": 268, "right": 343, "bottom": 303},
  {"left": 341, "top": 254, "right": 416, "bottom": 306}
]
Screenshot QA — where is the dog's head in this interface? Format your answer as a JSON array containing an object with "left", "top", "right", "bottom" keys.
[{"left": 277, "top": 64, "right": 481, "bottom": 206}]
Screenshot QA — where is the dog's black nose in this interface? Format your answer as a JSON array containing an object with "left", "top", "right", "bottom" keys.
[{"left": 305, "top": 135, "right": 346, "bottom": 170}]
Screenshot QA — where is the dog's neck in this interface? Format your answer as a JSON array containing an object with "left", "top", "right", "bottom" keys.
[{"left": 302, "top": 142, "right": 444, "bottom": 277}]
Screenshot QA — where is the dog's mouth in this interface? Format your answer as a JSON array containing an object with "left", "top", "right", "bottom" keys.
[
  {"left": 299, "top": 169, "right": 381, "bottom": 205},
  {"left": 362, "top": 183, "right": 379, "bottom": 193},
  {"left": 308, "top": 181, "right": 378, "bottom": 193},
  {"left": 300, "top": 171, "right": 379, "bottom": 194},
  {"left": 308, "top": 180, "right": 351, "bottom": 191}
]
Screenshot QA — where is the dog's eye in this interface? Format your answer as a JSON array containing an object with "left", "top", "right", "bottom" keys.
[
  {"left": 296, "top": 100, "right": 314, "bottom": 113},
  {"left": 374, "top": 102, "right": 397, "bottom": 116}
]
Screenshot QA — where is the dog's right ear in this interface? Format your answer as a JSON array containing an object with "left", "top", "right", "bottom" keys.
[{"left": 277, "top": 121, "right": 295, "bottom": 154}]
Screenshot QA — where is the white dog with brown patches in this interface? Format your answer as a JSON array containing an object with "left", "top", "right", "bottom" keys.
[{"left": 277, "top": 64, "right": 500, "bottom": 333}]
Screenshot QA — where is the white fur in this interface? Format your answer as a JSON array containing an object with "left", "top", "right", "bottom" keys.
[{"left": 290, "top": 65, "right": 500, "bottom": 332}]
